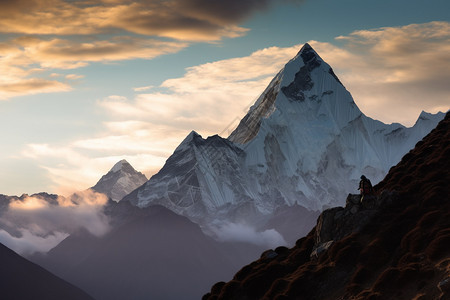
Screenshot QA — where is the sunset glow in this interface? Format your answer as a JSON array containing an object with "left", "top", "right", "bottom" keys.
[{"left": 0, "top": 0, "right": 448, "bottom": 195}]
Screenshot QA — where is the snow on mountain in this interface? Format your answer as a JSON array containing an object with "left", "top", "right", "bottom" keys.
[
  {"left": 123, "top": 43, "right": 444, "bottom": 229},
  {"left": 92, "top": 160, "right": 147, "bottom": 202},
  {"left": 124, "top": 132, "right": 249, "bottom": 222}
]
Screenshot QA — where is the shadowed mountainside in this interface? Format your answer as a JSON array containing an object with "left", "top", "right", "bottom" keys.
[
  {"left": 204, "top": 111, "right": 450, "bottom": 300},
  {"left": 31, "top": 202, "right": 264, "bottom": 300},
  {"left": 0, "top": 242, "right": 94, "bottom": 300}
]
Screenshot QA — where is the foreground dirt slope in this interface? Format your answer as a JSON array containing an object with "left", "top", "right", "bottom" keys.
[{"left": 204, "top": 112, "right": 450, "bottom": 300}]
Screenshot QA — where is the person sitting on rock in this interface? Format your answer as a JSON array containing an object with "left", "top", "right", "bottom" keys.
[{"left": 358, "top": 175, "right": 373, "bottom": 203}]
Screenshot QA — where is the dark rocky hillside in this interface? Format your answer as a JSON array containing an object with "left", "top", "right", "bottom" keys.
[
  {"left": 0, "top": 242, "right": 94, "bottom": 300},
  {"left": 204, "top": 111, "right": 450, "bottom": 300}
]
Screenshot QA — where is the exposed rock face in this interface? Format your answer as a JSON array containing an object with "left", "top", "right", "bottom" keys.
[
  {"left": 281, "top": 43, "right": 322, "bottom": 101},
  {"left": 230, "top": 78, "right": 281, "bottom": 144},
  {"left": 312, "top": 192, "right": 396, "bottom": 258},
  {"left": 203, "top": 112, "right": 450, "bottom": 300}
]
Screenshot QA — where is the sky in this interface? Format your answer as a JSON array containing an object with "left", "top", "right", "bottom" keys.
[{"left": 0, "top": 0, "right": 449, "bottom": 196}]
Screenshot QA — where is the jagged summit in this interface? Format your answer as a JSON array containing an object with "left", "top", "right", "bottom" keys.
[
  {"left": 416, "top": 110, "right": 445, "bottom": 123},
  {"left": 182, "top": 130, "right": 201, "bottom": 143},
  {"left": 110, "top": 159, "right": 129, "bottom": 173},
  {"left": 175, "top": 130, "right": 205, "bottom": 151},
  {"left": 92, "top": 160, "right": 147, "bottom": 202},
  {"left": 229, "top": 42, "right": 355, "bottom": 145}
]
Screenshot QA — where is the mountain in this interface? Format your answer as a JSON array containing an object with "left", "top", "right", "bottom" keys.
[
  {"left": 92, "top": 159, "right": 147, "bottom": 202},
  {"left": 30, "top": 201, "right": 264, "bottom": 300},
  {"left": 0, "top": 242, "right": 94, "bottom": 300},
  {"left": 204, "top": 112, "right": 450, "bottom": 300},
  {"left": 123, "top": 43, "right": 444, "bottom": 238}
]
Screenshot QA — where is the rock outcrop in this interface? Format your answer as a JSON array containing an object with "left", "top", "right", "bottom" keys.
[{"left": 312, "top": 191, "right": 397, "bottom": 258}]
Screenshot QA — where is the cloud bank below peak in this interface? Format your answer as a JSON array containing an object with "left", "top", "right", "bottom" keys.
[{"left": 0, "top": 190, "right": 110, "bottom": 255}]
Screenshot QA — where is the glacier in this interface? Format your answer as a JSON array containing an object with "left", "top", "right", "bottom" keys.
[{"left": 123, "top": 43, "right": 445, "bottom": 233}]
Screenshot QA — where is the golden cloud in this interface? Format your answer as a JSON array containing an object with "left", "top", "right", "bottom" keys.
[
  {"left": 13, "top": 36, "right": 188, "bottom": 68},
  {"left": 0, "top": 78, "right": 71, "bottom": 100},
  {"left": 0, "top": 190, "right": 110, "bottom": 254},
  {"left": 0, "top": 36, "right": 188, "bottom": 99},
  {"left": 317, "top": 21, "right": 450, "bottom": 125},
  {"left": 0, "top": 0, "right": 284, "bottom": 40},
  {"left": 0, "top": 0, "right": 305, "bottom": 100}
]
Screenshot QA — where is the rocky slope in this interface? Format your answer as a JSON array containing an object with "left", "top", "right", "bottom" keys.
[
  {"left": 0, "top": 242, "right": 94, "bottom": 300},
  {"left": 204, "top": 111, "right": 450, "bottom": 300}
]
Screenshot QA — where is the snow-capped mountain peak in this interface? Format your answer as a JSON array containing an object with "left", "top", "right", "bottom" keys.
[
  {"left": 229, "top": 42, "right": 359, "bottom": 146},
  {"left": 123, "top": 43, "right": 444, "bottom": 231},
  {"left": 110, "top": 159, "right": 128, "bottom": 173},
  {"left": 92, "top": 160, "right": 147, "bottom": 202}
]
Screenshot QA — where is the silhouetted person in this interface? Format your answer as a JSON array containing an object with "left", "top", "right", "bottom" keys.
[{"left": 358, "top": 175, "right": 373, "bottom": 203}]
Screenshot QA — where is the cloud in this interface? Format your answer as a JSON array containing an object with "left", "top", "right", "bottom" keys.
[
  {"left": 31, "top": 37, "right": 188, "bottom": 68},
  {"left": 0, "top": 229, "right": 69, "bottom": 256},
  {"left": 0, "top": 36, "right": 188, "bottom": 99},
  {"left": 0, "top": 0, "right": 305, "bottom": 100},
  {"left": 210, "top": 222, "right": 287, "bottom": 248},
  {"left": 133, "top": 85, "right": 154, "bottom": 92},
  {"left": 65, "top": 74, "right": 84, "bottom": 80},
  {"left": 0, "top": 190, "right": 110, "bottom": 255},
  {"left": 101, "top": 44, "right": 301, "bottom": 134},
  {"left": 0, "top": 78, "right": 71, "bottom": 100},
  {"left": 310, "top": 21, "right": 450, "bottom": 125},
  {"left": 0, "top": 0, "right": 301, "bottom": 40}
]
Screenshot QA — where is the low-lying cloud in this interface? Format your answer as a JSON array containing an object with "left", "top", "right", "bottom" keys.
[
  {"left": 0, "top": 229, "right": 68, "bottom": 256},
  {"left": 0, "top": 190, "right": 110, "bottom": 255},
  {"left": 211, "top": 222, "right": 287, "bottom": 248}
]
